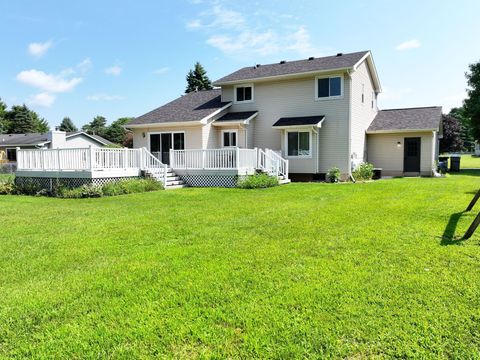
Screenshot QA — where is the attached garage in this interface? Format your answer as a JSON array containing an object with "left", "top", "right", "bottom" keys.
[{"left": 366, "top": 107, "right": 442, "bottom": 176}]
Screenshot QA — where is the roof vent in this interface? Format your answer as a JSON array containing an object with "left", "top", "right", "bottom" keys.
[
  {"left": 254, "top": 64, "right": 261, "bottom": 69},
  {"left": 280, "top": 60, "right": 286, "bottom": 64},
  {"left": 308, "top": 57, "right": 314, "bottom": 60},
  {"left": 336, "top": 53, "right": 343, "bottom": 57}
]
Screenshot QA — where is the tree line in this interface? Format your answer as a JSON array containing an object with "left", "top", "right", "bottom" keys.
[{"left": 0, "top": 99, "right": 132, "bottom": 147}]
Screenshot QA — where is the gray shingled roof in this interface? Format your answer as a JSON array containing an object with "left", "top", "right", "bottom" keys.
[
  {"left": 0, "top": 132, "right": 112, "bottom": 146},
  {"left": 273, "top": 115, "right": 325, "bottom": 127},
  {"left": 214, "top": 51, "right": 369, "bottom": 84},
  {"left": 216, "top": 111, "right": 258, "bottom": 122},
  {"left": 367, "top": 107, "right": 442, "bottom": 132},
  {"left": 128, "top": 89, "right": 231, "bottom": 125},
  {"left": 0, "top": 133, "right": 49, "bottom": 146}
]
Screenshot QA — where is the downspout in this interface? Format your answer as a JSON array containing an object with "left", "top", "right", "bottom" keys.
[{"left": 346, "top": 69, "right": 354, "bottom": 182}]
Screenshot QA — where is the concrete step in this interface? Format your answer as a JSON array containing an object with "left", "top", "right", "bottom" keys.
[
  {"left": 165, "top": 184, "right": 188, "bottom": 190},
  {"left": 279, "top": 179, "right": 291, "bottom": 185},
  {"left": 165, "top": 180, "right": 184, "bottom": 186}
]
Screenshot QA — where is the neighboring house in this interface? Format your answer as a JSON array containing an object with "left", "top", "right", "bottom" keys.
[
  {"left": 127, "top": 50, "right": 442, "bottom": 180},
  {"left": 0, "top": 130, "right": 112, "bottom": 163}
]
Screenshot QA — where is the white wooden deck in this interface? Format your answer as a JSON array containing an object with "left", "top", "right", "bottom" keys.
[{"left": 15, "top": 147, "right": 289, "bottom": 187}]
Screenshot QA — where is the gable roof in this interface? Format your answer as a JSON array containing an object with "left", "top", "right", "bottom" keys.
[
  {"left": 272, "top": 115, "right": 325, "bottom": 128},
  {"left": 127, "top": 89, "right": 232, "bottom": 127},
  {"left": 367, "top": 107, "right": 442, "bottom": 133},
  {"left": 0, "top": 131, "right": 112, "bottom": 147},
  {"left": 213, "top": 51, "right": 381, "bottom": 92}
]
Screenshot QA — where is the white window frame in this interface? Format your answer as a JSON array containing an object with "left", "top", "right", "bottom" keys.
[
  {"left": 147, "top": 131, "right": 186, "bottom": 153},
  {"left": 284, "top": 129, "right": 312, "bottom": 159},
  {"left": 221, "top": 129, "right": 238, "bottom": 147},
  {"left": 315, "top": 75, "right": 344, "bottom": 101},
  {"left": 234, "top": 83, "right": 254, "bottom": 104}
]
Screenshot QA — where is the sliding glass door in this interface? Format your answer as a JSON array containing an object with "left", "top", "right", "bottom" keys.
[{"left": 149, "top": 132, "right": 184, "bottom": 165}]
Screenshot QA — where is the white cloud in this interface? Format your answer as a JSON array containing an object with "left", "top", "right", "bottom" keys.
[
  {"left": 16, "top": 69, "right": 82, "bottom": 93},
  {"left": 395, "top": 39, "right": 421, "bottom": 51},
  {"left": 77, "top": 58, "right": 92, "bottom": 74},
  {"left": 28, "top": 92, "right": 56, "bottom": 107},
  {"left": 86, "top": 93, "right": 124, "bottom": 101},
  {"left": 186, "top": 19, "right": 202, "bottom": 29},
  {"left": 153, "top": 67, "right": 169, "bottom": 75},
  {"left": 188, "top": 5, "right": 319, "bottom": 58},
  {"left": 28, "top": 40, "right": 53, "bottom": 58},
  {"left": 105, "top": 65, "right": 122, "bottom": 76}
]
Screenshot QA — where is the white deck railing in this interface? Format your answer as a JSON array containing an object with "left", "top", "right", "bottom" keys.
[
  {"left": 16, "top": 147, "right": 288, "bottom": 180},
  {"left": 170, "top": 148, "right": 259, "bottom": 170}
]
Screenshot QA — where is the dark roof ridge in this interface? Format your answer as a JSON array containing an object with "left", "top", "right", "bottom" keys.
[{"left": 380, "top": 106, "right": 442, "bottom": 111}]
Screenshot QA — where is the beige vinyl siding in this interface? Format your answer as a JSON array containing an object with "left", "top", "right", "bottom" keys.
[
  {"left": 367, "top": 132, "right": 435, "bottom": 176},
  {"left": 222, "top": 73, "right": 350, "bottom": 174},
  {"left": 216, "top": 126, "right": 248, "bottom": 148},
  {"left": 132, "top": 126, "right": 203, "bottom": 150},
  {"left": 350, "top": 60, "right": 378, "bottom": 169},
  {"left": 63, "top": 134, "right": 104, "bottom": 148}
]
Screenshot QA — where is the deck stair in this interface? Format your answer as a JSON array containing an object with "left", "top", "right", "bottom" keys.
[{"left": 144, "top": 167, "right": 187, "bottom": 189}]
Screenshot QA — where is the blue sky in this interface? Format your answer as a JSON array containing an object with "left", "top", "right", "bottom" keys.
[{"left": 1, "top": 0, "right": 479, "bottom": 128}]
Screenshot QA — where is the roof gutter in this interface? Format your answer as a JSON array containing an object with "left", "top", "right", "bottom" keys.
[{"left": 366, "top": 128, "right": 438, "bottom": 134}]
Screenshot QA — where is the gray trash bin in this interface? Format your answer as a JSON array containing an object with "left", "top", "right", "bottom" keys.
[{"left": 450, "top": 155, "right": 461, "bottom": 172}]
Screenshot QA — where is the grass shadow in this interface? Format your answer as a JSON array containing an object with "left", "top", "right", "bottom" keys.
[
  {"left": 440, "top": 211, "right": 469, "bottom": 245},
  {"left": 450, "top": 169, "right": 480, "bottom": 177}
]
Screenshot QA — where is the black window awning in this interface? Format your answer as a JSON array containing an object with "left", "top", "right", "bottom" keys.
[{"left": 272, "top": 115, "right": 325, "bottom": 128}]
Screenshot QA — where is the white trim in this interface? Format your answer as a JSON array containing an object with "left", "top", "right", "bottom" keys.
[
  {"left": 366, "top": 128, "right": 438, "bottom": 134},
  {"left": 233, "top": 84, "right": 254, "bottom": 104},
  {"left": 284, "top": 129, "right": 312, "bottom": 159},
  {"left": 198, "top": 102, "right": 232, "bottom": 123},
  {"left": 212, "top": 112, "right": 258, "bottom": 126},
  {"left": 213, "top": 67, "right": 352, "bottom": 86},
  {"left": 221, "top": 129, "right": 238, "bottom": 147},
  {"left": 314, "top": 75, "right": 344, "bottom": 101},
  {"left": 126, "top": 120, "right": 203, "bottom": 128},
  {"left": 353, "top": 51, "right": 382, "bottom": 93}
]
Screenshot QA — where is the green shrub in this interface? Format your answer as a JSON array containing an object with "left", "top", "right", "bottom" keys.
[
  {"left": 327, "top": 167, "right": 341, "bottom": 183},
  {"left": 60, "top": 184, "right": 104, "bottom": 199},
  {"left": 102, "top": 178, "right": 163, "bottom": 196},
  {"left": 15, "top": 178, "right": 43, "bottom": 195},
  {"left": 352, "top": 162, "right": 374, "bottom": 181},
  {"left": 237, "top": 173, "right": 278, "bottom": 189},
  {"left": 0, "top": 180, "right": 15, "bottom": 195}
]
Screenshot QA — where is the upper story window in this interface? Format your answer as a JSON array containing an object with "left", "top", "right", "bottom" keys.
[
  {"left": 315, "top": 75, "right": 343, "bottom": 100},
  {"left": 234, "top": 84, "right": 254, "bottom": 103}
]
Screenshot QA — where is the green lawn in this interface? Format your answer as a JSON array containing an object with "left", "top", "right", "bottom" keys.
[
  {"left": 460, "top": 154, "right": 480, "bottom": 168},
  {"left": 1, "top": 173, "right": 480, "bottom": 358}
]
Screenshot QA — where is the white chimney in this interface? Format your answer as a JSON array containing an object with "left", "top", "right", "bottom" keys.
[{"left": 47, "top": 130, "right": 67, "bottom": 149}]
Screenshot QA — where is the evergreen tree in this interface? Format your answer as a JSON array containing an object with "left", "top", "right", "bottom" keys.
[
  {"left": 30, "top": 111, "right": 49, "bottom": 133},
  {"left": 59, "top": 117, "right": 78, "bottom": 132},
  {"left": 464, "top": 60, "right": 480, "bottom": 141},
  {"left": 185, "top": 62, "right": 213, "bottom": 93},
  {"left": 5, "top": 105, "right": 37, "bottom": 133},
  {"left": 82, "top": 116, "right": 107, "bottom": 136}
]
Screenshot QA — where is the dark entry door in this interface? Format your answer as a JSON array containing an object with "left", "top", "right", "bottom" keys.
[
  {"left": 404, "top": 137, "right": 421, "bottom": 172},
  {"left": 161, "top": 133, "right": 172, "bottom": 164}
]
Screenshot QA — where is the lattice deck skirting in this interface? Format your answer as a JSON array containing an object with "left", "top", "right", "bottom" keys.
[
  {"left": 15, "top": 176, "right": 140, "bottom": 192},
  {"left": 179, "top": 174, "right": 245, "bottom": 188}
]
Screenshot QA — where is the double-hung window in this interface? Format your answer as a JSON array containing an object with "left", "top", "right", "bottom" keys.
[
  {"left": 316, "top": 76, "right": 343, "bottom": 99},
  {"left": 234, "top": 84, "right": 253, "bottom": 103},
  {"left": 223, "top": 131, "right": 237, "bottom": 147},
  {"left": 287, "top": 131, "right": 310, "bottom": 157}
]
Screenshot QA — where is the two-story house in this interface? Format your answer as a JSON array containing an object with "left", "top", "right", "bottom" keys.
[{"left": 126, "top": 50, "right": 442, "bottom": 186}]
